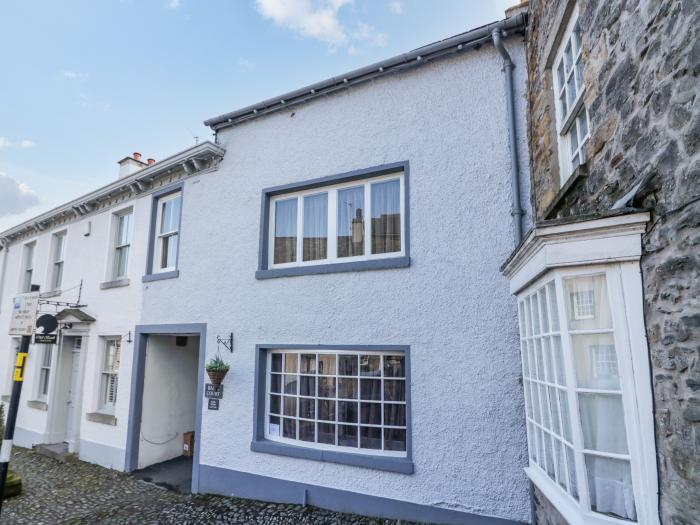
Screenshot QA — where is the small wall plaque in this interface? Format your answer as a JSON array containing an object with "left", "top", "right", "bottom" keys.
[
  {"left": 205, "top": 383, "right": 224, "bottom": 399},
  {"left": 208, "top": 399, "right": 219, "bottom": 410}
]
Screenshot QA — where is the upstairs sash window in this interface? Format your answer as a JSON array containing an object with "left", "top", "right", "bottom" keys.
[{"left": 269, "top": 171, "right": 405, "bottom": 269}]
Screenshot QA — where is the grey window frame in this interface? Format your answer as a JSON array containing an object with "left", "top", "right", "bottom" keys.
[
  {"left": 256, "top": 162, "right": 410, "bottom": 279},
  {"left": 252, "top": 344, "right": 414, "bottom": 474},
  {"left": 143, "top": 183, "right": 183, "bottom": 282}
]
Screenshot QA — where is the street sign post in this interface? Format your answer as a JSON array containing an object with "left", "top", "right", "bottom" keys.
[{"left": 0, "top": 288, "right": 40, "bottom": 515}]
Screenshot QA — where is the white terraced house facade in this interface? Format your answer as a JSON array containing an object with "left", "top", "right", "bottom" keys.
[{"left": 0, "top": 10, "right": 536, "bottom": 525}]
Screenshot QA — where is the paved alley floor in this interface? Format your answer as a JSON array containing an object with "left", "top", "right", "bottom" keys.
[{"left": 2, "top": 448, "right": 426, "bottom": 524}]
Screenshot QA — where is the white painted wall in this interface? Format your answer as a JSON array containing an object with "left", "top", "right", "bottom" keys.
[
  {"left": 141, "top": 40, "right": 531, "bottom": 522},
  {"left": 0, "top": 191, "right": 152, "bottom": 467},
  {"left": 138, "top": 335, "right": 198, "bottom": 469}
]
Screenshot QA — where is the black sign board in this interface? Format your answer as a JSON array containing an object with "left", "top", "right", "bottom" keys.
[
  {"left": 34, "top": 314, "right": 58, "bottom": 344},
  {"left": 208, "top": 399, "right": 219, "bottom": 410},
  {"left": 205, "top": 383, "right": 224, "bottom": 399}
]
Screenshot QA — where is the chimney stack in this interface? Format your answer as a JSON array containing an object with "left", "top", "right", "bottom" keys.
[
  {"left": 147, "top": 158, "right": 156, "bottom": 166},
  {"left": 117, "top": 152, "right": 148, "bottom": 178}
]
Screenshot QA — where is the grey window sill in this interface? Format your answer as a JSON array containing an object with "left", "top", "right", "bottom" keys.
[
  {"left": 255, "top": 256, "right": 410, "bottom": 280},
  {"left": 27, "top": 400, "right": 48, "bottom": 411},
  {"left": 100, "top": 278, "right": 130, "bottom": 290},
  {"left": 42, "top": 290, "right": 61, "bottom": 298},
  {"left": 86, "top": 412, "right": 117, "bottom": 426},
  {"left": 250, "top": 439, "right": 414, "bottom": 474},
  {"left": 543, "top": 162, "right": 588, "bottom": 219},
  {"left": 142, "top": 270, "right": 180, "bottom": 283}
]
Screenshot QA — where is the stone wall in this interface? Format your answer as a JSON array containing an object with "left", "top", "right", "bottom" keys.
[{"left": 526, "top": 0, "right": 699, "bottom": 524}]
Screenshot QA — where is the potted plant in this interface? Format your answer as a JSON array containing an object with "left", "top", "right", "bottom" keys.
[
  {"left": 206, "top": 353, "right": 230, "bottom": 386},
  {"left": 0, "top": 404, "right": 21, "bottom": 498}
]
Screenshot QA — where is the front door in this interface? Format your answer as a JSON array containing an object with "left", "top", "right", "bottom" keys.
[{"left": 65, "top": 337, "right": 82, "bottom": 447}]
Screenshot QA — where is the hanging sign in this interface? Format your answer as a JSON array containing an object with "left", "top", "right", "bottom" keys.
[
  {"left": 208, "top": 399, "right": 219, "bottom": 410},
  {"left": 205, "top": 384, "right": 224, "bottom": 399},
  {"left": 34, "top": 314, "right": 59, "bottom": 344},
  {"left": 8, "top": 293, "right": 40, "bottom": 336}
]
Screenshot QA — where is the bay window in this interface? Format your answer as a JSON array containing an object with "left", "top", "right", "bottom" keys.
[
  {"left": 553, "top": 4, "right": 590, "bottom": 184},
  {"left": 259, "top": 164, "right": 409, "bottom": 278},
  {"left": 503, "top": 212, "right": 659, "bottom": 525}
]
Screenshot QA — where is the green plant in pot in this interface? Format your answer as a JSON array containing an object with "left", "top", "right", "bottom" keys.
[{"left": 206, "top": 353, "right": 230, "bottom": 386}]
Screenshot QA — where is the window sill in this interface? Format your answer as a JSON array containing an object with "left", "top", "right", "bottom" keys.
[
  {"left": 27, "top": 400, "right": 48, "bottom": 411},
  {"left": 42, "top": 290, "right": 61, "bottom": 298},
  {"left": 256, "top": 256, "right": 410, "bottom": 280},
  {"left": 86, "top": 412, "right": 117, "bottom": 426},
  {"left": 142, "top": 270, "right": 180, "bottom": 283},
  {"left": 250, "top": 439, "right": 414, "bottom": 474},
  {"left": 100, "top": 278, "right": 130, "bottom": 290},
  {"left": 543, "top": 163, "right": 588, "bottom": 219}
]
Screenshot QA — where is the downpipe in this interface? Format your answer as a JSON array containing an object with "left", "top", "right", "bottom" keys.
[{"left": 492, "top": 28, "right": 525, "bottom": 245}]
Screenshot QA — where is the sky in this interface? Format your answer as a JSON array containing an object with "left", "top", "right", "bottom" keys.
[{"left": 0, "top": 0, "right": 513, "bottom": 231}]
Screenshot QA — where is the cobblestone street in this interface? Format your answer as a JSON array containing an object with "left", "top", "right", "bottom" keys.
[{"left": 2, "top": 448, "right": 425, "bottom": 525}]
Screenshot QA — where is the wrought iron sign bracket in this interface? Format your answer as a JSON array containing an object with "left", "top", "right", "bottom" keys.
[{"left": 217, "top": 333, "right": 234, "bottom": 353}]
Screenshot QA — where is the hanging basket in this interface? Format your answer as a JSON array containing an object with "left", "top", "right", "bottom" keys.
[{"left": 207, "top": 369, "right": 228, "bottom": 386}]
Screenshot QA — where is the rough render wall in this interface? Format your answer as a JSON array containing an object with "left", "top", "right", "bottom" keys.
[
  {"left": 141, "top": 41, "right": 532, "bottom": 522},
  {"left": 527, "top": 0, "right": 700, "bottom": 523}
]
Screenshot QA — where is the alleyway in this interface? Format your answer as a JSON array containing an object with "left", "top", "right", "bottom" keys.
[{"left": 2, "top": 449, "right": 424, "bottom": 524}]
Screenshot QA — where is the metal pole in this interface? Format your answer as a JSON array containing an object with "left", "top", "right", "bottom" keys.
[{"left": 0, "top": 284, "right": 38, "bottom": 516}]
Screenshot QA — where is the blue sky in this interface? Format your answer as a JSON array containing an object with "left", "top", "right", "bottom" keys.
[{"left": 0, "top": 0, "right": 512, "bottom": 231}]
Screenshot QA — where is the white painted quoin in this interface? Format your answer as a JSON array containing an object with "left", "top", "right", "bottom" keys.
[
  {"left": 0, "top": 13, "right": 535, "bottom": 525},
  {"left": 0, "top": 143, "right": 223, "bottom": 469}
]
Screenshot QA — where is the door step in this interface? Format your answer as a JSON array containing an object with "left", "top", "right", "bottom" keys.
[{"left": 34, "top": 443, "right": 76, "bottom": 463}]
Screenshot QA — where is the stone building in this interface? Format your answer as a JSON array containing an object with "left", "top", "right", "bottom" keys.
[{"left": 503, "top": 0, "right": 699, "bottom": 524}]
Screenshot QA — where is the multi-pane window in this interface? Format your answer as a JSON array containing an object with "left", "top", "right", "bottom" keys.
[
  {"left": 154, "top": 192, "right": 182, "bottom": 272},
  {"left": 50, "top": 232, "right": 66, "bottom": 291},
  {"left": 99, "top": 338, "right": 121, "bottom": 411},
  {"left": 113, "top": 211, "right": 132, "bottom": 279},
  {"left": 265, "top": 350, "right": 408, "bottom": 456},
  {"left": 269, "top": 172, "right": 405, "bottom": 268},
  {"left": 519, "top": 273, "right": 637, "bottom": 522},
  {"left": 38, "top": 345, "right": 52, "bottom": 400},
  {"left": 553, "top": 5, "right": 590, "bottom": 183},
  {"left": 21, "top": 243, "right": 35, "bottom": 292}
]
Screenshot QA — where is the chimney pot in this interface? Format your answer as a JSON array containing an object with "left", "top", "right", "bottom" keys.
[
  {"left": 147, "top": 158, "right": 156, "bottom": 166},
  {"left": 133, "top": 152, "right": 142, "bottom": 161}
]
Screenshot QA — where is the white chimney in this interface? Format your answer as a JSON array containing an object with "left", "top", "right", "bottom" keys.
[{"left": 117, "top": 152, "right": 147, "bottom": 178}]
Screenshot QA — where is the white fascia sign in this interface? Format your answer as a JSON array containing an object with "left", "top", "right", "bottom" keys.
[{"left": 9, "top": 292, "right": 40, "bottom": 336}]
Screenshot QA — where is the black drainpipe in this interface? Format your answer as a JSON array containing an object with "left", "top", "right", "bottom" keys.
[{"left": 492, "top": 27, "right": 525, "bottom": 244}]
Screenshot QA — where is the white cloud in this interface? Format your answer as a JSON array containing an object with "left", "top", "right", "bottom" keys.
[
  {"left": 78, "top": 92, "right": 111, "bottom": 111},
  {"left": 256, "top": 0, "right": 386, "bottom": 52},
  {"left": 0, "top": 173, "right": 40, "bottom": 217},
  {"left": 61, "top": 70, "right": 89, "bottom": 81},
  {"left": 238, "top": 58, "right": 256, "bottom": 72},
  {"left": 352, "top": 21, "right": 387, "bottom": 47},
  {"left": 388, "top": 1, "right": 402, "bottom": 14},
  {"left": 168, "top": 0, "right": 181, "bottom": 8},
  {"left": 256, "top": 0, "right": 351, "bottom": 47},
  {"left": 0, "top": 137, "right": 36, "bottom": 149}
]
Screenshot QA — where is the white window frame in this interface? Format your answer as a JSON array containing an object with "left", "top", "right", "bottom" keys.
[
  {"left": 98, "top": 337, "right": 121, "bottom": 413},
  {"left": 37, "top": 345, "right": 53, "bottom": 402},
  {"left": 49, "top": 231, "right": 66, "bottom": 291},
  {"left": 267, "top": 172, "right": 406, "bottom": 270},
  {"left": 153, "top": 191, "right": 182, "bottom": 273},
  {"left": 503, "top": 213, "right": 658, "bottom": 525},
  {"left": 20, "top": 242, "right": 35, "bottom": 292},
  {"left": 264, "top": 348, "right": 408, "bottom": 458},
  {"left": 552, "top": 4, "right": 590, "bottom": 185},
  {"left": 111, "top": 208, "right": 133, "bottom": 280}
]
